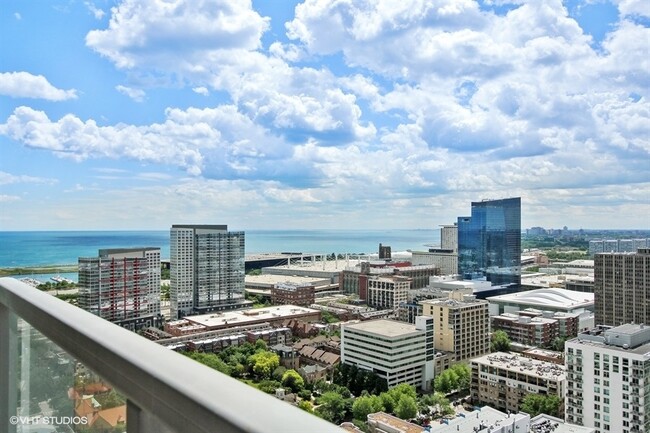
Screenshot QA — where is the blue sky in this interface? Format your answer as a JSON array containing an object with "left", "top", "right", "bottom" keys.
[{"left": 0, "top": 0, "right": 648, "bottom": 231}]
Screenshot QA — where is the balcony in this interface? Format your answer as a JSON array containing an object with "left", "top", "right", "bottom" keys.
[{"left": 0, "top": 277, "right": 344, "bottom": 433}]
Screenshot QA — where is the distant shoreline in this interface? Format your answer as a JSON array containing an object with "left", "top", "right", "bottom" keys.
[{"left": 0, "top": 265, "right": 78, "bottom": 277}]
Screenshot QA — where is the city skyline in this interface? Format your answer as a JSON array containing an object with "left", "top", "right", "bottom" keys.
[{"left": 1, "top": 1, "right": 649, "bottom": 231}]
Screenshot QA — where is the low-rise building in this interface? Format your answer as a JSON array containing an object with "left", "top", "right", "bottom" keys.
[
  {"left": 341, "top": 317, "right": 434, "bottom": 390},
  {"left": 470, "top": 352, "right": 565, "bottom": 416},
  {"left": 271, "top": 282, "right": 315, "bottom": 307},
  {"left": 491, "top": 313, "right": 559, "bottom": 347},
  {"left": 164, "top": 305, "right": 321, "bottom": 336},
  {"left": 367, "top": 412, "right": 422, "bottom": 433}
]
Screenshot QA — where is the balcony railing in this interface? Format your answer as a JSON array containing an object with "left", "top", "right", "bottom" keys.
[{"left": 0, "top": 277, "right": 345, "bottom": 433}]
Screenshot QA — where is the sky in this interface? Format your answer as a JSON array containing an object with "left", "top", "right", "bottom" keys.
[{"left": 0, "top": 0, "right": 648, "bottom": 231}]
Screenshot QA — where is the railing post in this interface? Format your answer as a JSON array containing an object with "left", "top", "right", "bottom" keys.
[{"left": 0, "top": 303, "right": 18, "bottom": 433}]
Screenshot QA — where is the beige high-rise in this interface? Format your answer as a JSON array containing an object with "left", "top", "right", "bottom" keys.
[{"left": 420, "top": 291, "right": 490, "bottom": 362}]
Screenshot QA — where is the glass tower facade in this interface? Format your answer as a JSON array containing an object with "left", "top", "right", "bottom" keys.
[{"left": 458, "top": 197, "right": 521, "bottom": 286}]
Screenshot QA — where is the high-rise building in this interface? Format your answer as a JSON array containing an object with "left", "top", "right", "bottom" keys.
[
  {"left": 440, "top": 224, "right": 458, "bottom": 251},
  {"left": 411, "top": 223, "right": 459, "bottom": 275},
  {"left": 420, "top": 291, "right": 490, "bottom": 362},
  {"left": 457, "top": 197, "right": 521, "bottom": 286},
  {"left": 594, "top": 248, "right": 650, "bottom": 327},
  {"left": 170, "top": 225, "right": 246, "bottom": 319},
  {"left": 341, "top": 317, "right": 434, "bottom": 389},
  {"left": 565, "top": 324, "right": 650, "bottom": 433},
  {"left": 78, "top": 248, "right": 162, "bottom": 331}
]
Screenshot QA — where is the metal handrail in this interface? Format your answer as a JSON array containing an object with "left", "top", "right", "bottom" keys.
[{"left": 0, "top": 277, "right": 344, "bottom": 433}]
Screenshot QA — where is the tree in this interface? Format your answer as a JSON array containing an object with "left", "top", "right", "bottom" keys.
[
  {"left": 395, "top": 395, "right": 418, "bottom": 420},
  {"left": 281, "top": 369, "right": 305, "bottom": 393},
  {"left": 491, "top": 330, "right": 511, "bottom": 352},
  {"left": 315, "top": 391, "right": 349, "bottom": 424},
  {"left": 183, "top": 352, "right": 231, "bottom": 375},
  {"left": 248, "top": 351, "right": 280, "bottom": 379},
  {"left": 352, "top": 395, "right": 384, "bottom": 421},
  {"left": 451, "top": 363, "right": 471, "bottom": 393},
  {"left": 433, "top": 371, "right": 453, "bottom": 394},
  {"left": 297, "top": 400, "right": 313, "bottom": 413},
  {"left": 520, "top": 394, "right": 562, "bottom": 418}
]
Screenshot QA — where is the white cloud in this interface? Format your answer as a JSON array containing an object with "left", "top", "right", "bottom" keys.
[
  {"left": 614, "top": 0, "right": 650, "bottom": 18},
  {"left": 115, "top": 85, "right": 145, "bottom": 102},
  {"left": 0, "top": 171, "right": 57, "bottom": 186},
  {"left": 84, "top": 2, "right": 105, "bottom": 19},
  {"left": 14, "top": 12, "right": 21, "bottom": 20},
  {"left": 0, "top": 72, "right": 77, "bottom": 100},
  {"left": 192, "top": 87, "right": 209, "bottom": 96},
  {"left": 86, "top": 0, "right": 270, "bottom": 69}
]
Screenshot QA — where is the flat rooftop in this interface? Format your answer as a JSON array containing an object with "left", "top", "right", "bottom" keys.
[
  {"left": 430, "top": 407, "right": 528, "bottom": 433},
  {"left": 531, "top": 414, "right": 595, "bottom": 433},
  {"left": 343, "top": 319, "right": 420, "bottom": 338},
  {"left": 264, "top": 259, "right": 363, "bottom": 274},
  {"left": 487, "top": 288, "right": 594, "bottom": 310},
  {"left": 367, "top": 412, "right": 422, "bottom": 433},
  {"left": 472, "top": 352, "right": 566, "bottom": 381},
  {"left": 185, "top": 305, "right": 319, "bottom": 328},
  {"left": 245, "top": 274, "right": 326, "bottom": 286},
  {"left": 493, "top": 313, "right": 557, "bottom": 325}
]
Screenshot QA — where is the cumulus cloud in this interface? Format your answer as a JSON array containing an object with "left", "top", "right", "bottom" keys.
[
  {"left": 86, "top": 0, "right": 270, "bottom": 69},
  {"left": 2, "top": 0, "right": 649, "bottom": 229},
  {"left": 115, "top": 85, "right": 145, "bottom": 102},
  {"left": 192, "top": 86, "right": 209, "bottom": 96},
  {"left": 0, "top": 72, "right": 77, "bottom": 100}
]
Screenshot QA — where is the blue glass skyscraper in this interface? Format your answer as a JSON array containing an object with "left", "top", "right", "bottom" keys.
[{"left": 458, "top": 197, "right": 521, "bottom": 286}]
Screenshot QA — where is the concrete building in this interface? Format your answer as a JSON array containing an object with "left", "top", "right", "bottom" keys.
[
  {"left": 565, "top": 324, "right": 650, "bottom": 433},
  {"left": 411, "top": 224, "right": 459, "bottom": 276},
  {"left": 170, "top": 225, "right": 247, "bottom": 319},
  {"left": 594, "top": 248, "right": 650, "bottom": 327},
  {"left": 470, "top": 352, "right": 565, "bottom": 416},
  {"left": 78, "top": 248, "right": 162, "bottom": 331},
  {"left": 589, "top": 239, "right": 649, "bottom": 256},
  {"left": 367, "top": 275, "right": 411, "bottom": 310},
  {"left": 420, "top": 292, "right": 490, "bottom": 362},
  {"left": 341, "top": 317, "right": 434, "bottom": 390},
  {"left": 410, "top": 250, "right": 458, "bottom": 276},
  {"left": 271, "top": 282, "right": 315, "bottom": 307}
]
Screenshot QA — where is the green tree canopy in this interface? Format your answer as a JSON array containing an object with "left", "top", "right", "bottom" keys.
[
  {"left": 281, "top": 369, "right": 305, "bottom": 393},
  {"left": 352, "top": 394, "right": 384, "bottom": 421},
  {"left": 315, "top": 391, "right": 350, "bottom": 424},
  {"left": 520, "top": 394, "right": 562, "bottom": 418},
  {"left": 248, "top": 351, "right": 280, "bottom": 379},
  {"left": 395, "top": 395, "right": 418, "bottom": 420},
  {"left": 491, "top": 330, "right": 511, "bottom": 352}
]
